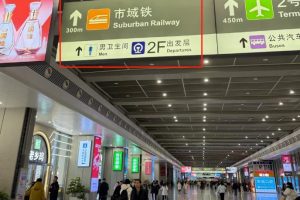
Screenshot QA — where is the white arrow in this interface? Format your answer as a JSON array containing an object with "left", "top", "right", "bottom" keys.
[
  {"left": 224, "top": 0, "right": 239, "bottom": 17},
  {"left": 70, "top": 10, "right": 82, "bottom": 27}
]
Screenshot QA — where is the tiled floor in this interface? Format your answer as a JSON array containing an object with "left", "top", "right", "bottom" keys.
[{"left": 151, "top": 186, "right": 281, "bottom": 200}]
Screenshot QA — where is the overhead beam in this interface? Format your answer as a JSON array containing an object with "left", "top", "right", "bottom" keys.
[
  {"left": 157, "top": 139, "right": 276, "bottom": 142},
  {"left": 113, "top": 96, "right": 300, "bottom": 105},
  {"left": 150, "top": 131, "right": 290, "bottom": 135},
  {"left": 129, "top": 111, "right": 300, "bottom": 118},
  {"left": 140, "top": 121, "right": 299, "bottom": 127},
  {"left": 81, "top": 64, "right": 300, "bottom": 82}
]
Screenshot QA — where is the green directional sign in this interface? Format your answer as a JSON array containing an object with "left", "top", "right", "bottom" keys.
[
  {"left": 131, "top": 157, "right": 140, "bottom": 173},
  {"left": 112, "top": 151, "right": 123, "bottom": 171},
  {"left": 245, "top": 0, "right": 274, "bottom": 20}
]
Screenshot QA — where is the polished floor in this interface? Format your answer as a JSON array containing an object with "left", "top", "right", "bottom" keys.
[{"left": 152, "top": 186, "right": 281, "bottom": 200}]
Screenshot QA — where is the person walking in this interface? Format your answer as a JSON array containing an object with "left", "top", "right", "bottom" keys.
[
  {"left": 151, "top": 181, "right": 160, "bottom": 200},
  {"left": 120, "top": 179, "right": 133, "bottom": 200},
  {"left": 130, "top": 179, "right": 148, "bottom": 200},
  {"left": 183, "top": 181, "right": 188, "bottom": 194},
  {"left": 111, "top": 181, "right": 122, "bottom": 200},
  {"left": 49, "top": 176, "right": 59, "bottom": 200},
  {"left": 98, "top": 178, "right": 109, "bottom": 200},
  {"left": 177, "top": 181, "right": 182, "bottom": 193},
  {"left": 232, "top": 182, "right": 238, "bottom": 196},
  {"left": 26, "top": 178, "right": 45, "bottom": 200},
  {"left": 161, "top": 183, "right": 168, "bottom": 200},
  {"left": 216, "top": 182, "right": 226, "bottom": 200},
  {"left": 282, "top": 182, "right": 298, "bottom": 200}
]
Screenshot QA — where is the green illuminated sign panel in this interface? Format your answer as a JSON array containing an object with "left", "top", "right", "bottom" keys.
[
  {"left": 245, "top": 0, "right": 274, "bottom": 20},
  {"left": 34, "top": 138, "right": 42, "bottom": 150},
  {"left": 132, "top": 157, "right": 140, "bottom": 173},
  {"left": 113, "top": 151, "right": 123, "bottom": 171}
]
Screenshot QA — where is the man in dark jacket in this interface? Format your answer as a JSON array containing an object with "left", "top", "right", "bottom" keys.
[
  {"left": 49, "top": 176, "right": 59, "bottom": 200},
  {"left": 98, "top": 178, "right": 109, "bottom": 200},
  {"left": 131, "top": 179, "right": 148, "bottom": 200}
]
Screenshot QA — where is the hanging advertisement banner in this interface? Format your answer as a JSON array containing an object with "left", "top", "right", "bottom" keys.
[
  {"left": 244, "top": 167, "right": 249, "bottom": 177},
  {"left": 282, "top": 155, "right": 293, "bottom": 176},
  {"left": 181, "top": 166, "right": 192, "bottom": 173},
  {"left": 145, "top": 161, "right": 152, "bottom": 175},
  {"left": 112, "top": 150, "right": 123, "bottom": 171},
  {"left": 90, "top": 136, "right": 101, "bottom": 192},
  {"left": 0, "top": 0, "right": 55, "bottom": 65},
  {"left": 160, "top": 164, "right": 166, "bottom": 177}
]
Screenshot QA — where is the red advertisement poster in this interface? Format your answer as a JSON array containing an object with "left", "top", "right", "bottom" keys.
[
  {"left": 243, "top": 167, "right": 249, "bottom": 177},
  {"left": 145, "top": 161, "right": 152, "bottom": 175},
  {"left": 90, "top": 136, "right": 101, "bottom": 192},
  {"left": 0, "top": 0, "right": 54, "bottom": 64},
  {"left": 181, "top": 166, "right": 192, "bottom": 173}
]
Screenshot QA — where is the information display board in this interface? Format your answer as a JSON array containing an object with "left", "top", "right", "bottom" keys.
[
  {"left": 59, "top": 0, "right": 217, "bottom": 63},
  {"left": 0, "top": 0, "right": 54, "bottom": 65},
  {"left": 254, "top": 177, "right": 277, "bottom": 193},
  {"left": 215, "top": 0, "right": 300, "bottom": 54}
]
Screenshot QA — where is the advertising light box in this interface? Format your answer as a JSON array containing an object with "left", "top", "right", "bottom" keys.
[
  {"left": 131, "top": 157, "right": 140, "bottom": 173},
  {"left": 145, "top": 161, "right": 152, "bottom": 175},
  {"left": 90, "top": 136, "right": 101, "bottom": 192},
  {"left": 254, "top": 177, "right": 277, "bottom": 193},
  {"left": 77, "top": 140, "right": 92, "bottom": 167},
  {"left": 0, "top": 0, "right": 55, "bottom": 65},
  {"left": 112, "top": 151, "right": 123, "bottom": 171}
]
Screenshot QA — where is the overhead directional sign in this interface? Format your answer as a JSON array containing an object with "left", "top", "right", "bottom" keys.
[
  {"left": 58, "top": 0, "right": 217, "bottom": 63},
  {"left": 215, "top": 0, "right": 300, "bottom": 54}
]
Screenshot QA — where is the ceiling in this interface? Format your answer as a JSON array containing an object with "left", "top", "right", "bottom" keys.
[{"left": 71, "top": 52, "right": 300, "bottom": 168}]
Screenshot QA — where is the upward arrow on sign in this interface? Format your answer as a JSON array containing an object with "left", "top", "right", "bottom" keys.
[
  {"left": 70, "top": 10, "right": 82, "bottom": 27},
  {"left": 224, "top": 0, "right": 239, "bottom": 17}
]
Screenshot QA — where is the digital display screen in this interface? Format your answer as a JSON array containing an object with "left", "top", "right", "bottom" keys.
[{"left": 254, "top": 177, "right": 277, "bottom": 193}]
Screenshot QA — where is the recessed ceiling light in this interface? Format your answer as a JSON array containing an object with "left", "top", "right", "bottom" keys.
[
  {"left": 298, "top": 115, "right": 300, "bottom": 118},
  {"left": 266, "top": 136, "right": 270, "bottom": 139},
  {"left": 168, "top": 104, "right": 172, "bottom": 107},
  {"left": 173, "top": 116, "right": 177, "bottom": 119},
  {"left": 261, "top": 140, "right": 264, "bottom": 143},
  {"left": 289, "top": 90, "right": 295, "bottom": 95},
  {"left": 48, "top": 121, "right": 52, "bottom": 124},
  {"left": 183, "top": 136, "right": 185, "bottom": 138},
  {"left": 278, "top": 128, "right": 282, "bottom": 131},
  {"left": 162, "top": 93, "right": 167, "bottom": 97},
  {"left": 203, "top": 128, "right": 206, "bottom": 131},
  {"left": 245, "top": 136, "right": 248, "bottom": 139},
  {"left": 238, "top": 143, "right": 241, "bottom": 146},
  {"left": 203, "top": 136, "right": 206, "bottom": 138},
  {"left": 203, "top": 103, "right": 207, "bottom": 107},
  {"left": 279, "top": 102, "right": 284, "bottom": 106},
  {"left": 292, "top": 118, "right": 296, "bottom": 121},
  {"left": 245, "top": 151, "right": 248, "bottom": 153},
  {"left": 157, "top": 80, "right": 162, "bottom": 84},
  {"left": 246, "top": 92, "right": 251, "bottom": 95},
  {"left": 203, "top": 143, "right": 205, "bottom": 146},
  {"left": 256, "top": 143, "right": 258, "bottom": 146},
  {"left": 203, "top": 147, "right": 205, "bottom": 150},
  {"left": 175, "top": 119, "right": 178, "bottom": 122},
  {"left": 204, "top": 78, "right": 209, "bottom": 83},
  {"left": 262, "top": 118, "right": 266, "bottom": 122},
  {"left": 186, "top": 143, "right": 188, "bottom": 146},
  {"left": 189, "top": 150, "right": 191, "bottom": 153},
  {"left": 250, "top": 147, "right": 253, "bottom": 150},
  {"left": 203, "top": 92, "right": 208, "bottom": 96},
  {"left": 149, "top": 63, "right": 155, "bottom": 66},
  {"left": 262, "top": 58, "right": 269, "bottom": 62},
  {"left": 272, "top": 132, "right": 275, "bottom": 136},
  {"left": 265, "top": 115, "right": 269, "bottom": 119},
  {"left": 203, "top": 115, "right": 207, "bottom": 119},
  {"left": 204, "top": 59, "right": 209, "bottom": 64},
  {"left": 231, "top": 150, "right": 234, "bottom": 153},
  {"left": 203, "top": 119, "right": 206, "bottom": 122},
  {"left": 203, "top": 108, "right": 207, "bottom": 111},
  {"left": 253, "top": 77, "right": 258, "bottom": 81},
  {"left": 0, "top": 101, "right": 2, "bottom": 104}
]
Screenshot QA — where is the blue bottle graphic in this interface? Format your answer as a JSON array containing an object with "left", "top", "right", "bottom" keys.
[
  {"left": 0, "top": 4, "right": 16, "bottom": 56},
  {"left": 15, "top": 2, "right": 42, "bottom": 55}
]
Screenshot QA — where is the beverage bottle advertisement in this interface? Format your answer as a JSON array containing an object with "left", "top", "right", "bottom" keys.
[{"left": 0, "top": 0, "right": 53, "bottom": 63}]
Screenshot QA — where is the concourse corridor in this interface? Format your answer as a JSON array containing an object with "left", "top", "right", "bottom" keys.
[{"left": 160, "top": 187, "right": 280, "bottom": 200}]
